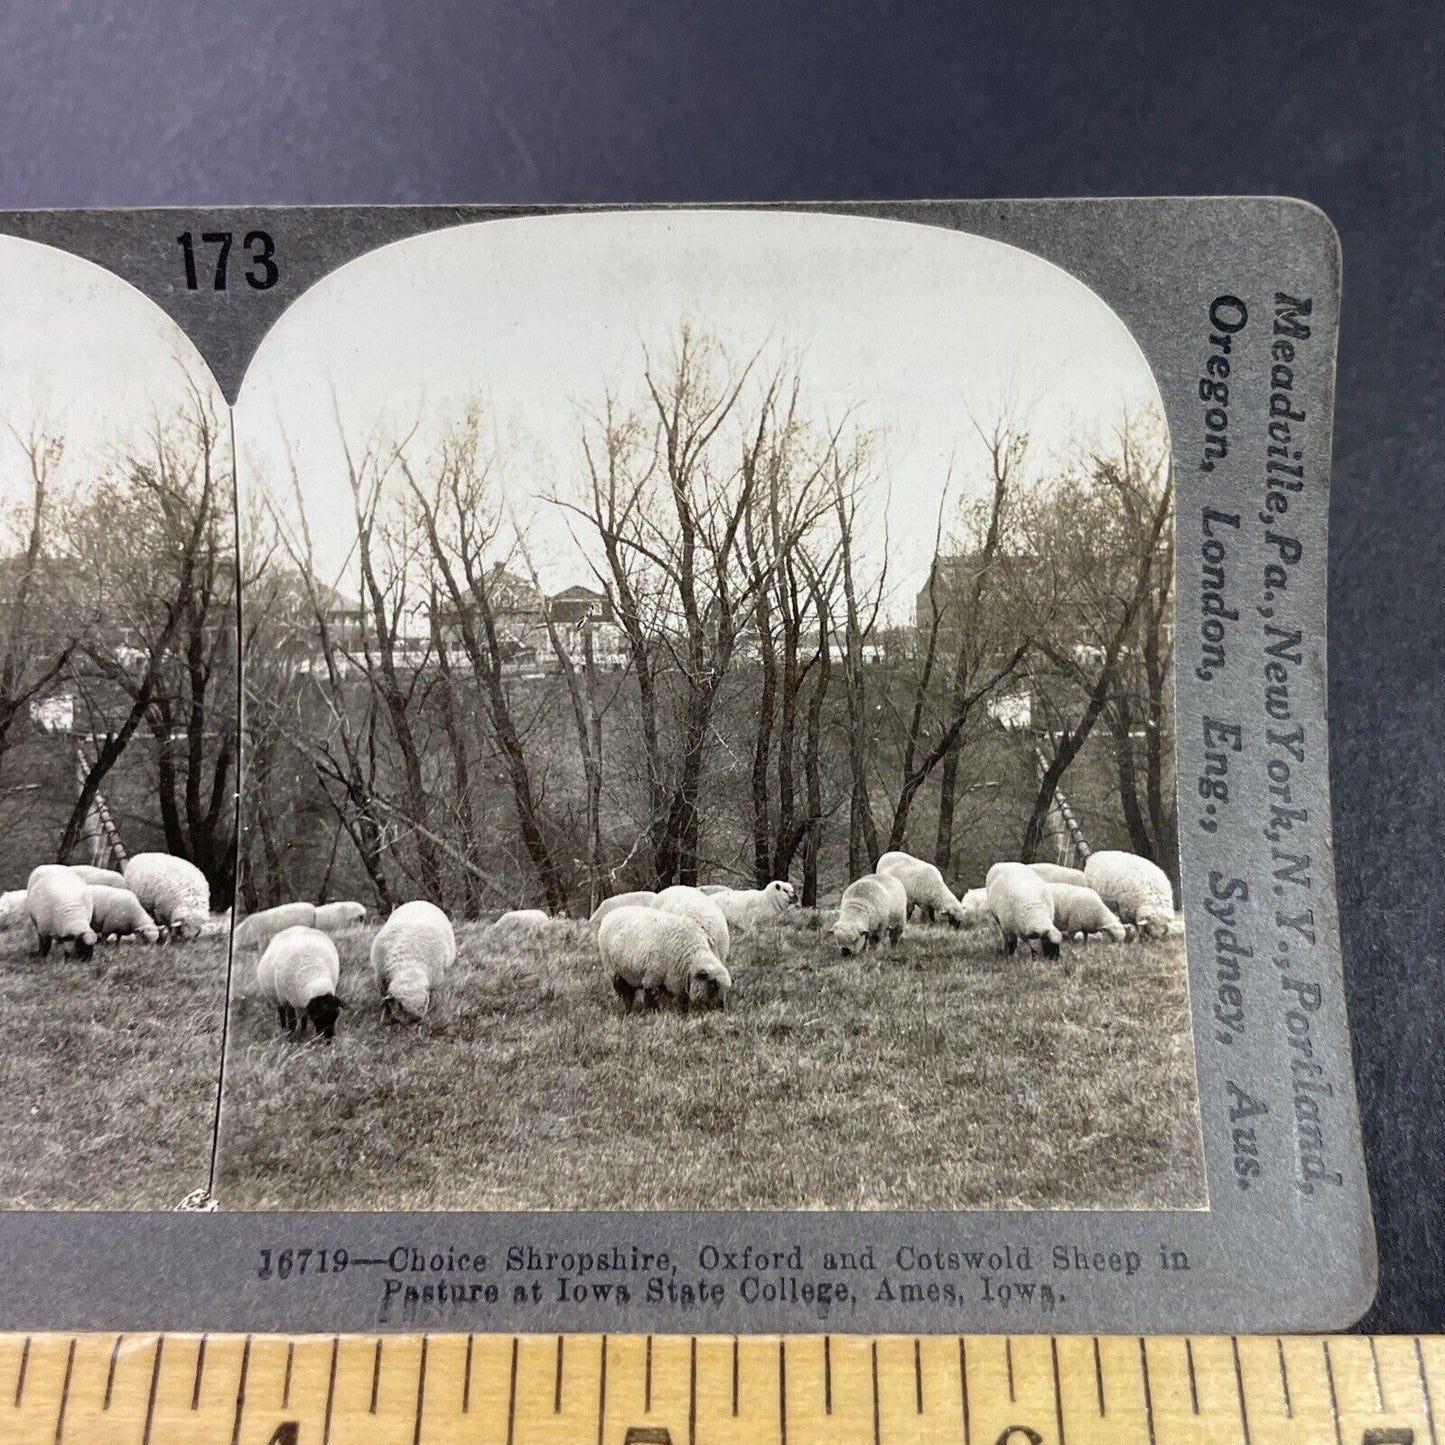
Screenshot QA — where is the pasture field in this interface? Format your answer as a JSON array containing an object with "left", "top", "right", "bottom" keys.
[
  {"left": 0, "top": 931, "right": 227, "bottom": 1208},
  {"left": 216, "top": 912, "right": 1206, "bottom": 1211}
]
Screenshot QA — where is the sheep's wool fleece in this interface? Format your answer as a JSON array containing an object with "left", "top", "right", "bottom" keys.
[
  {"left": 372, "top": 900, "right": 456, "bottom": 1016},
  {"left": 235, "top": 901, "right": 318, "bottom": 949},
  {"left": 26, "top": 865, "right": 94, "bottom": 940},
  {"left": 652, "top": 886, "right": 731, "bottom": 962},
  {"left": 599, "top": 906, "right": 715, "bottom": 998},
  {"left": 123, "top": 853, "right": 211, "bottom": 930},
  {"left": 258, "top": 926, "right": 341, "bottom": 1010}
]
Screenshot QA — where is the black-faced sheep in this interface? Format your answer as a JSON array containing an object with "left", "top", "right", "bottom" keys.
[
  {"left": 599, "top": 905, "right": 731, "bottom": 1013},
  {"left": 876, "top": 851, "right": 969, "bottom": 927},
  {"left": 985, "top": 862, "right": 1063, "bottom": 959},
  {"left": 1083, "top": 851, "right": 1176, "bottom": 939},
  {"left": 26, "top": 865, "right": 97, "bottom": 959},
  {"left": 257, "top": 925, "right": 344, "bottom": 1040},
  {"left": 833, "top": 873, "right": 908, "bottom": 956}
]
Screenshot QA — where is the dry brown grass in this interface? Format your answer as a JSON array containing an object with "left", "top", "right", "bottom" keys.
[
  {"left": 0, "top": 930, "right": 227, "bottom": 1208},
  {"left": 215, "top": 910, "right": 1205, "bottom": 1212}
]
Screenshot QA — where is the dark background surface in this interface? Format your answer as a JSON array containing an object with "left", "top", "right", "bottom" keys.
[{"left": 1, "top": 1, "right": 1440, "bottom": 1331}]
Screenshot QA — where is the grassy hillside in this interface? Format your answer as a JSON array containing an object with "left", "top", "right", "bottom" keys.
[
  {"left": 216, "top": 912, "right": 1205, "bottom": 1212},
  {"left": 0, "top": 930, "right": 227, "bottom": 1208}
]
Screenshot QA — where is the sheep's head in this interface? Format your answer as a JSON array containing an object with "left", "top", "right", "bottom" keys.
[
  {"left": 307, "top": 993, "right": 345, "bottom": 1040},
  {"left": 1137, "top": 907, "right": 1173, "bottom": 941},
  {"left": 833, "top": 917, "right": 867, "bottom": 957},
  {"left": 73, "top": 929, "right": 97, "bottom": 961},
  {"left": 384, "top": 979, "right": 431, "bottom": 1022},
  {"left": 1040, "top": 927, "right": 1063, "bottom": 960},
  {"left": 688, "top": 957, "right": 731, "bottom": 1010},
  {"left": 140, "top": 923, "right": 161, "bottom": 945},
  {"left": 765, "top": 880, "right": 798, "bottom": 911},
  {"left": 1104, "top": 921, "right": 1128, "bottom": 944},
  {"left": 941, "top": 900, "right": 969, "bottom": 929},
  {"left": 171, "top": 909, "right": 207, "bottom": 941}
]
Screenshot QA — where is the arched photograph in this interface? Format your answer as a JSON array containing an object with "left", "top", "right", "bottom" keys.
[
  {"left": 0, "top": 237, "right": 237, "bottom": 1208},
  {"left": 218, "top": 210, "right": 1203, "bottom": 1211}
]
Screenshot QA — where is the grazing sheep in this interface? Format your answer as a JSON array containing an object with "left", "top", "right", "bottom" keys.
[
  {"left": 985, "top": 862, "right": 1063, "bottom": 959},
  {"left": 833, "top": 873, "right": 908, "bottom": 956},
  {"left": 599, "top": 905, "right": 731, "bottom": 1013},
  {"left": 493, "top": 908, "right": 551, "bottom": 930},
  {"left": 122, "top": 853, "right": 211, "bottom": 939},
  {"left": 1029, "top": 861, "right": 1089, "bottom": 888},
  {"left": 590, "top": 889, "right": 659, "bottom": 923},
  {"left": 652, "top": 885, "right": 731, "bottom": 963},
  {"left": 708, "top": 880, "right": 797, "bottom": 934},
  {"left": 1083, "top": 850, "right": 1176, "bottom": 939},
  {"left": 0, "top": 888, "right": 29, "bottom": 933},
  {"left": 698, "top": 884, "right": 730, "bottom": 896},
  {"left": 87, "top": 884, "right": 161, "bottom": 944},
  {"left": 68, "top": 864, "right": 129, "bottom": 889},
  {"left": 1045, "top": 882, "right": 1127, "bottom": 943},
  {"left": 372, "top": 899, "right": 457, "bottom": 1020},
  {"left": 313, "top": 901, "right": 367, "bottom": 933},
  {"left": 958, "top": 887, "right": 994, "bottom": 926},
  {"left": 234, "top": 902, "right": 318, "bottom": 951},
  {"left": 876, "top": 852, "right": 969, "bottom": 927},
  {"left": 25, "top": 865, "right": 97, "bottom": 960},
  {"left": 257, "top": 925, "right": 344, "bottom": 1040}
]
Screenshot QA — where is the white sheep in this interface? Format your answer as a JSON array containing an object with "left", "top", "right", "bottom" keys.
[
  {"left": 876, "top": 852, "right": 969, "bottom": 927},
  {"left": 651, "top": 885, "right": 731, "bottom": 963},
  {"left": 1029, "top": 861, "right": 1089, "bottom": 888},
  {"left": 598, "top": 905, "right": 731, "bottom": 1013},
  {"left": 590, "top": 889, "right": 659, "bottom": 923},
  {"left": 0, "top": 888, "right": 30, "bottom": 933},
  {"left": 68, "top": 864, "right": 129, "bottom": 889},
  {"left": 87, "top": 884, "right": 161, "bottom": 944},
  {"left": 707, "top": 880, "right": 797, "bottom": 934},
  {"left": 985, "top": 862, "right": 1063, "bottom": 959},
  {"left": 1045, "top": 882, "right": 1127, "bottom": 943},
  {"left": 958, "top": 887, "right": 994, "bottom": 927},
  {"left": 832, "top": 873, "right": 908, "bottom": 956},
  {"left": 1083, "top": 850, "right": 1176, "bottom": 939},
  {"left": 371, "top": 899, "right": 457, "bottom": 1020},
  {"left": 698, "top": 884, "right": 730, "bottom": 896},
  {"left": 313, "top": 901, "right": 368, "bottom": 933},
  {"left": 25, "top": 865, "right": 97, "bottom": 960},
  {"left": 234, "top": 902, "right": 318, "bottom": 951},
  {"left": 493, "top": 908, "right": 551, "bottom": 930},
  {"left": 122, "top": 853, "right": 211, "bottom": 939},
  {"left": 257, "top": 925, "right": 344, "bottom": 1040}
]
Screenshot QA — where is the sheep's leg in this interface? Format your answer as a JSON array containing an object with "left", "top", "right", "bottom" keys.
[
  {"left": 678, "top": 992, "right": 690, "bottom": 1016},
  {"left": 1004, "top": 933, "right": 1018, "bottom": 956},
  {"left": 35, "top": 934, "right": 51, "bottom": 957},
  {"left": 275, "top": 1003, "right": 289, "bottom": 1031},
  {"left": 888, "top": 923, "right": 903, "bottom": 946},
  {"left": 613, "top": 976, "right": 637, "bottom": 1013}
]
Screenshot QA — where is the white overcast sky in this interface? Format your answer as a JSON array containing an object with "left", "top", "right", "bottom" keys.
[
  {"left": 0, "top": 234, "right": 218, "bottom": 537},
  {"left": 237, "top": 211, "right": 1165, "bottom": 613}
]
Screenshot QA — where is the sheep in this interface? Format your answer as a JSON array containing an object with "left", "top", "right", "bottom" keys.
[
  {"left": 257, "top": 925, "right": 344, "bottom": 1040},
  {"left": 1029, "top": 861, "right": 1089, "bottom": 888},
  {"left": 371, "top": 899, "right": 457, "bottom": 1021},
  {"left": 0, "top": 888, "right": 29, "bottom": 933},
  {"left": 708, "top": 880, "right": 797, "bottom": 934},
  {"left": 87, "top": 884, "right": 161, "bottom": 944},
  {"left": 651, "top": 885, "right": 731, "bottom": 963},
  {"left": 985, "top": 862, "right": 1062, "bottom": 959},
  {"left": 590, "top": 889, "right": 658, "bottom": 923},
  {"left": 598, "top": 905, "right": 731, "bottom": 1013},
  {"left": 25, "top": 865, "right": 97, "bottom": 960},
  {"left": 234, "top": 902, "right": 318, "bottom": 951},
  {"left": 876, "top": 852, "right": 969, "bottom": 927},
  {"left": 1083, "top": 850, "right": 1176, "bottom": 939},
  {"left": 122, "top": 852, "right": 210, "bottom": 939},
  {"left": 832, "top": 873, "right": 908, "bottom": 956},
  {"left": 1045, "top": 882, "right": 1127, "bottom": 944},
  {"left": 493, "top": 908, "right": 551, "bottom": 930},
  {"left": 698, "top": 884, "right": 730, "bottom": 896},
  {"left": 68, "top": 864, "right": 129, "bottom": 889},
  {"left": 313, "top": 901, "right": 368, "bottom": 934},
  {"left": 958, "top": 886, "right": 994, "bottom": 927}
]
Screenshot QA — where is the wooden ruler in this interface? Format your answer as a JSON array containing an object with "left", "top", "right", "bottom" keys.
[{"left": 3, "top": 1332, "right": 1440, "bottom": 1444}]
